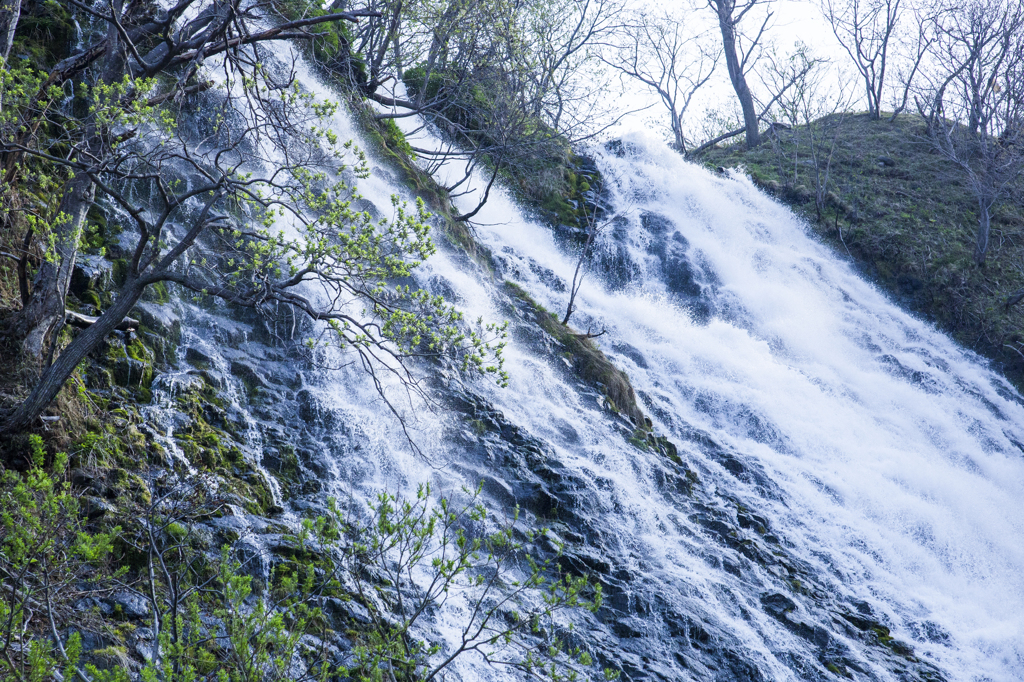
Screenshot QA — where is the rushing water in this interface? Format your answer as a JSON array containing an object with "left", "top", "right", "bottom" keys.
[
  {"left": 383, "top": 127, "right": 1024, "bottom": 679},
  {"left": 144, "top": 40, "right": 1024, "bottom": 681}
]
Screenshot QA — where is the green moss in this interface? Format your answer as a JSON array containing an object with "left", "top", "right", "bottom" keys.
[
  {"left": 628, "top": 427, "right": 651, "bottom": 451},
  {"left": 504, "top": 281, "right": 644, "bottom": 425},
  {"left": 170, "top": 381, "right": 275, "bottom": 515},
  {"left": 277, "top": 446, "right": 300, "bottom": 480},
  {"left": 269, "top": 0, "right": 363, "bottom": 80},
  {"left": 111, "top": 258, "right": 129, "bottom": 287},
  {"left": 221, "top": 473, "right": 276, "bottom": 516},
  {"left": 867, "top": 624, "right": 916, "bottom": 659},
  {"left": 105, "top": 341, "right": 126, "bottom": 362},
  {"left": 378, "top": 118, "right": 414, "bottom": 157},
  {"left": 73, "top": 415, "right": 146, "bottom": 469},
  {"left": 144, "top": 280, "right": 171, "bottom": 304},
  {"left": 824, "top": 662, "right": 849, "bottom": 677},
  {"left": 351, "top": 102, "right": 495, "bottom": 269},
  {"left": 11, "top": 0, "right": 75, "bottom": 69},
  {"left": 80, "top": 288, "right": 103, "bottom": 309},
  {"left": 81, "top": 207, "right": 108, "bottom": 254},
  {"left": 109, "top": 469, "right": 152, "bottom": 506},
  {"left": 533, "top": 157, "right": 604, "bottom": 231}
]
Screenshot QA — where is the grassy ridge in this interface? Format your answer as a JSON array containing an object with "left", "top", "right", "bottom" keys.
[{"left": 703, "top": 113, "right": 1024, "bottom": 388}]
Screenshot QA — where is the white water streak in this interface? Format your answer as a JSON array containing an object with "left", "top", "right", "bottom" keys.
[{"left": 248, "top": 44, "right": 1024, "bottom": 680}]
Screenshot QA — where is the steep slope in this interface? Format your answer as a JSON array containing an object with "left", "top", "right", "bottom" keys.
[{"left": 703, "top": 113, "right": 1024, "bottom": 387}]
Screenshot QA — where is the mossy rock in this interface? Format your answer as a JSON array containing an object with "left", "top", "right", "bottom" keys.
[
  {"left": 219, "top": 471, "right": 276, "bottom": 516},
  {"left": 109, "top": 468, "right": 152, "bottom": 506},
  {"left": 102, "top": 336, "right": 155, "bottom": 392},
  {"left": 11, "top": 0, "right": 75, "bottom": 69},
  {"left": 263, "top": 445, "right": 301, "bottom": 496},
  {"left": 85, "top": 646, "right": 137, "bottom": 674},
  {"left": 504, "top": 281, "right": 643, "bottom": 425}
]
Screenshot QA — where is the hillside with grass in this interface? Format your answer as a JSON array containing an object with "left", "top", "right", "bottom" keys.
[{"left": 703, "top": 113, "right": 1024, "bottom": 389}]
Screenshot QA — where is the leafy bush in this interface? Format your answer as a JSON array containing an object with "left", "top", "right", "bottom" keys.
[{"left": 0, "top": 456, "right": 616, "bottom": 681}]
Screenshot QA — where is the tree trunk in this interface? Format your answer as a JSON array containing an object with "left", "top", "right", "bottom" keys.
[
  {"left": 1, "top": 277, "right": 147, "bottom": 436},
  {"left": 974, "top": 197, "right": 991, "bottom": 266},
  {"left": 0, "top": 0, "right": 20, "bottom": 60},
  {"left": 866, "top": 78, "right": 880, "bottom": 119},
  {"left": 7, "top": 171, "right": 96, "bottom": 370},
  {"left": 714, "top": 2, "right": 760, "bottom": 149}
]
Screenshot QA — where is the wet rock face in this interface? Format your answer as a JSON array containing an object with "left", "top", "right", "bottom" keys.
[
  {"left": 439, "top": 383, "right": 945, "bottom": 682},
  {"left": 101, "top": 185, "right": 946, "bottom": 682},
  {"left": 582, "top": 210, "right": 718, "bottom": 323},
  {"left": 442, "top": 388, "right": 746, "bottom": 680}
]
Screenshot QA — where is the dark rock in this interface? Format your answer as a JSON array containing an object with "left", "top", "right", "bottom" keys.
[
  {"left": 197, "top": 369, "right": 226, "bottom": 389},
  {"left": 737, "top": 512, "right": 770, "bottom": 533},
  {"left": 70, "top": 255, "right": 112, "bottom": 298},
  {"left": 81, "top": 495, "right": 116, "bottom": 519},
  {"left": 68, "top": 628, "right": 109, "bottom": 652},
  {"left": 230, "top": 360, "right": 270, "bottom": 389},
  {"left": 297, "top": 447, "right": 330, "bottom": 478},
  {"left": 612, "top": 342, "right": 648, "bottom": 369},
  {"left": 184, "top": 346, "right": 215, "bottom": 369},
  {"left": 604, "top": 139, "right": 640, "bottom": 157},
  {"left": 663, "top": 262, "right": 703, "bottom": 299},
  {"left": 640, "top": 212, "right": 674, "bottom": 235},
  {"left": 75, "top": 597, "right": 113, "bottom": 616},
  {"left": 528, "top": 260, "right": 567, "bottom": 293},
  {"left": 72, "top": 468, "right": 103, "bottom": 493},
  {"left": 720, "top": 649, "right": 766, "bottom": 682},
  {"left": 612, "top": 618, "right": 646, "bottom": 638},
  {"left": 521, "top": 484, "right": 560, "bottom": 517},
  {"left": 350, "top": 198, "right": 382, "bottom": 220},
  {"left": 699, "top": 518, "right": 737, "bottom": 545},
  {"left": 105, "top": 590, "right": 151, "bottom": 619},
  {"left": 760, "top": 592, "right": 797, "bottom": 618},
  {"left": 297, "top": 389, "right": 336, "bottom": 429},
  {"left": 132, "top": 631, "right": 157, "bottom": 663},
  {"left": 594, "top": 243, "right": 640, "bottom": 290},
  {"left": 558, "top": 545, "right": 613, "bottom": 577},
  {"left": 323, "top": 597, "right": 372, "bottom": 627},
  {"left": 233, "top": 538, "right": 271, "bottom": 587},
  {"left": 113, "top": 357, "right": 148, "bottom": 387},
  {"left": 133, "top": 302, "right": 181, "bottom": 343}
]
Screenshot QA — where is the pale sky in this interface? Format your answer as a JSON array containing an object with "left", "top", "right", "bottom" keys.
[{"left": 608, "top": 0, "right": 856, "bottom": 142}]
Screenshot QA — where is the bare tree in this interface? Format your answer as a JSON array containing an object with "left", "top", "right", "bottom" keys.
[
  {"left": 688, "top": 40, "right": 817, "bottom": 158},
  {"left": 562, "top": 177, "right": 612, "bottom": 327},
  {"left": 794, "top": 65, "right": 857, "bottom": 221},
  {"left": 346, "top": 0, "right": 624, "bottom": 219},
  {"left": 604, "top": 11, "right": 720, "bottom": 153},
  {"left": 821, "top": 0, "right": 902, "bottom": 119},
  {"left": 915, "top": 0, "right": 1024, "bottom": 265},
  {"left": 3, "top": 0, "right": 377, "bottom": 371},
  {"left": 762, "top": 44, "right": 826, "bottom": 184},
  {"left": 706, "top": 0, "right": 774, "bottom": 148},
  {"left": 887, "top": 2, "right": 935, "bottom": 120}
]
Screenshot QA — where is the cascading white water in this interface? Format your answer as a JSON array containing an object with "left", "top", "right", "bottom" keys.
[
  {"left": 394, "top": 130, "right": 1024, "bottom": 680},
  {"left": 151, "top": 37, "right": 1024, "bottom": 680}
]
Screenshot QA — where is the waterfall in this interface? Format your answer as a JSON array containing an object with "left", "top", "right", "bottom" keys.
[{"left": 147, "top": 42, "right": 1024, "bottom": 682}]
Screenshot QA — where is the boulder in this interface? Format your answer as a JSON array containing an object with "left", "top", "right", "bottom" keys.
[
  {"left": 105, "top": 590, "right": 151, "bottom": 619},
  {"left": 70, "top": 255, "right": 113, "bottom": 298}
]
